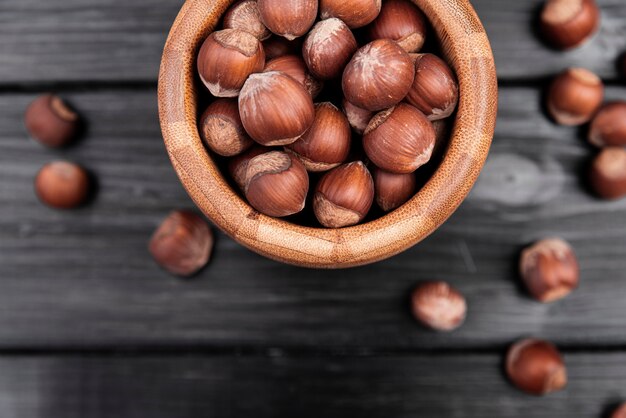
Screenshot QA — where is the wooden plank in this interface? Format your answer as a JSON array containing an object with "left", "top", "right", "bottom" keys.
[
  {"left": 0, "top": 0, "right": 625, "bottom": 83},
  {"left": 1, "top": 86, "right": 626, "bottom": 349},
  {"left": 0, "top": 352, "right": 623, "bottom": 417}
]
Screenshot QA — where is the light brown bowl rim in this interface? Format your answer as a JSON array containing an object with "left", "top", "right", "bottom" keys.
[{"left": 158, "top": 0, "right": 498, "bottom": 268}]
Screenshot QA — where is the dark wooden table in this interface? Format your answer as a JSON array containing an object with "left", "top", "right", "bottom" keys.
[{"left": 1, "top": 0, "right": 626, "bottom": 416}]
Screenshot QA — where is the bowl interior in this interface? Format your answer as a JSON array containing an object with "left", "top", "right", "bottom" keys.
[{"left": 158, "top": 0, "right": 497, "bottom": 268}]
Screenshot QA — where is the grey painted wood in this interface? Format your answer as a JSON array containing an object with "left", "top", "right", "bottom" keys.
[
  {"left": 0, "top": 0, "right": 625, "bottom": 83},
  {"left": 1, "top": 86, "right": 626, "bottom": 349},
  {"left": 0, "top": 352, "right": 623, "bottom": 417}
]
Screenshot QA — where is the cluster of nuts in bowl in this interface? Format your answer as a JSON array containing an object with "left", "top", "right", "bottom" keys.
[{"left": 196, "top": 0, "right": 458, "bottom": 227}]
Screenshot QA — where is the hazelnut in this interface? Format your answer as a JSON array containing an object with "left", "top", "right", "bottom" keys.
[
  {"left": 366, "top": 0, "right": 427, "bottom": 53},
  {"left": 257, "top": 0, "right": 317, "bottom": 40},
  {"left": 197, "top": 29, "right": 265, "bottom": 97},
  {"left": 590, "top": 147, "right": 626, "bottom": 200},
  {"left": 243, "top": 151, "right": 309, "bottom": 217},
  {"left": 313, "top": 161, "right": 374, "bottom": 228},
  {"left": 342, "top": 39, "right": 415, "bottom": 111},
  {"left": 264, "top": 55, "right": 323, "bottom": 98},
  {"left": 199, "top": 99, "right": 253, "bottom": 157},
  {"left": 506, "top": 338, "right": 567, "bottom": 395},
  {"left": 35, "top": 161, "right": 90, "bottom": 209},
  {"left": 363, "top": 103, "right": 436, "bottom": 174},
  {"left": 302, "top": 18, "right": 358, "bottom": 80},
  {"left": 547, "top": 68, "right": 604, "bottom": 126},
  {"left": 519, "top": 238, "right": 579, "bottom": 303},
  {"left": 286, "top": 102, "right": 351, "bottom": 172},
  {"left": 588, "top": 102, "right": 626, "bottom": 147},
  {"left": 320, "top": 0, "right": 381, "bottom": 29},
  {"left": 410, "top": 281, "right": 466, "bottom": 331},
  {"left": 612, "top": 404, "right": 626, "bottom": 418},
  {"left": 149, "top": 210, "right": 213, "bottom": 277},
  {"left": 262, "top": 36, "right": 303, "bottom": 60},
  {"left": 432, "top": 119, "right": 451, "bottom": 158},
  {"left": 223, "top": 0, "right": 271, "bottom": 40},
  {"left": 228, "top": 145, "right": 268, "bottom": 190},
  {"left": 372, "top": 167, "right": 416, "bottom": 212},
  {"left": 342, "top": 98, "right": 374, "bottom": 135},
  {"left": 406, "top": 53, "right": 459, "bottom": 121},
  {"left": 540, "top": 0, "right": 600, "bottom": 50},
  {"left": 239, "top": 71, "right": 315, "bottom": 146},
  {"left": 24, "top": 94, "right": 80, "bottom": 148}
]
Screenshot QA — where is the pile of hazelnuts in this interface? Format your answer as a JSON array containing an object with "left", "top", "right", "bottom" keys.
[{"left": 196, "top": 0, "right": 458, "bottom": 227}]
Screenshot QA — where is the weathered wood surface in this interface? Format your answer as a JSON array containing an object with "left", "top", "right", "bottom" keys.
[
  {"left": 0, "top": 353, "right": 623, "bottom": 418},
  {"left": 1, "top": 86, "right": 626, "bottom": 349},
  {"left": 0, "top": 0, "right": 625, "bottom": 83}
]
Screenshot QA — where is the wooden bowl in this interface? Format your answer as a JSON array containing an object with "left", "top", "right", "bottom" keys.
[{"left": 158, "top": 0, "right": 498, "bottom": 268}]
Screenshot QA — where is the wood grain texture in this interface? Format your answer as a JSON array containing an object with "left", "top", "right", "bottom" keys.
[
  {"left": 1, "top": 0, "right": 625, "bottom": 83},
  {"left": 2, "top": 88, "right": 626, "bottom": 348},
  {"left": 159, "top": 0, "right": 498, "bottom": 268},
  {"left": 0, "top": 352, "right": 623, "bottom": 417}
]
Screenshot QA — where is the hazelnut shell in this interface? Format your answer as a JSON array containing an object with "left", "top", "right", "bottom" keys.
[
  {"left": 149, "top": 210, "right": 213, "bottom": 277},
  {"left": 519, "top": 238, "right": 579, "bottom": 302},
  {"left": 313, "top": 161, "right": 374, "bottom": 228},
  {"left": 244, "top": 151, "right": 309, "bottom": 217},
  {"left": 406, "top": 53, "right": 459, "bottom": 121},
  {"left": 257, "top": 0, "right": 317, "bottom": 40},
  {"left": 612, "top": 404, "right": 626, "bottom": 418},
  {"left": 342, "top": 39, "right": 415, "bottom": 111},
  {"left": 199, "top": 98, "right": 253, "bottom": 157},
  {"left": 228, "top": 145, "right": 269, "bottom": 190},
  {"left": 590, "top": 147, "right": 626, "bottom": 200},
  {"left": 239, "top": 71, "right": 315, "bottom": 146},
  {"left": 411, "top": 281, "right": 467, "bottom": 331},
  {"left": 320, "top": 0, "right": 382, "bottom": 29},
  {"left": 24, "top": 94, "right": 79, "bottom": 148},
  {"left": 35, "top": 161, "right": 90, "bottom": 209},
  {"left": 223, "top": 0, "right": 271, "bottom": 40},
  {"left": 366, "top": 0, "right": 427, "bottom": 53},
  {"left": 342, "top": 98, "right": 374, "bottom": 135},
  {"left": 197, "top": 29, "right": 265, "bottom": 97},
  {"left": 373, "top": 168, "right": 417, "bottom": 212},
  {"left": 588, "top": 102, "right": 626, "bottom": 147},
  {"left": 547, "top": 68, "right": 604, "bottom": 126},
  {"left": 286, "top": 102, "right": 351, "bottom": 172},
  {"left": 303, "top": 18, "right": 358, "bottom": 80},
  {"left": 363, "top": 103, "right": 436, "bottom": 174},
  {"left": 540, "top": 0, "right": 600, "bottom": 50},
  {"left": 264, "top": 54, "right": 323, "bottom": 98},
  {"left": 506, "top": 339, "right": 567, "bottom": 395}
]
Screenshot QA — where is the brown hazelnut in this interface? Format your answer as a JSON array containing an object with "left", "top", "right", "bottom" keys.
[
  {"left": 590, "top": 147, "right": 626, "bottom": 200},
  {"left": 24, "top": 94, "right": 79, "bottom": 148},
  {"left": 366, "top": 0, "right": 427, "bottom": 53},
  {"left": 239, "top": 71, "right": 315, "bottom": 146},
  {"left": 406, "top": 53, "right": 459, "bottom": 121},
  {"left": 197, "top": 29, "right": 265, "bottom": 97},
  {"left": 540, "top": 0, "right": 600, "bottom": 50},
  {"left": 262, "top": 36, "right": 303, "bottom": 60},
  {"left": 588, "top": 102, "right": 626, "bottom": 147},
  {"left": 342, "top": 39, "right": 414, "bottom": 111},
  {"left": 286, "top": 102, "right": 351, "bottom": 172},
  {"left": 228, "top": 145, "right": 269, "bottom": 190},
  {"left": 257, "top": 0, "right": 317, "bottom": 40},
  {"left": 302, "top": 18, "right": 358, "bottom": 80},
  {"left": 313, "top": 161, "right": 374, "bottom": 228},
  {"left": 373, "top": 167, "right": 416, "bottom": 211},
  {"left": 363, "top": 103, "right": 436, "bottom": 174},
  {"left": 342, "top": 98, "right": 374, "bottom": 135},
  {"left": 264, "top": 55, "right": 323, "bottom": 98},
  {"left": 320, "top": 0, "right": 381, "bottom": 29},
  {"left": 520, "top": 238, "right": 579, "bottom": 303},
  {"left": 243, "top": 151, "right": 309, "bottom": 217},
  {"left": 149, "top": 210, "right": 213, "bottom": 277},
  {"left": 410, "top": 281, "right": 466, "bottom": 331},
  {"left": 199, "top": 99, "right": 253, "bottom": 157},
  {"left": 547, "top": 68, "right": 604, "bottom": 126},
  {"left": 35, "top": 161, "right": 90, "bottom": 209},
  {"left": 223, "top": 0, "right": 271, "bottom": 40},
  {"left": 506, "top": 338, "right": 567, "bottom": 395},
  {"left": 612, "top": 404, "right": 626, "bottom": 418}
]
